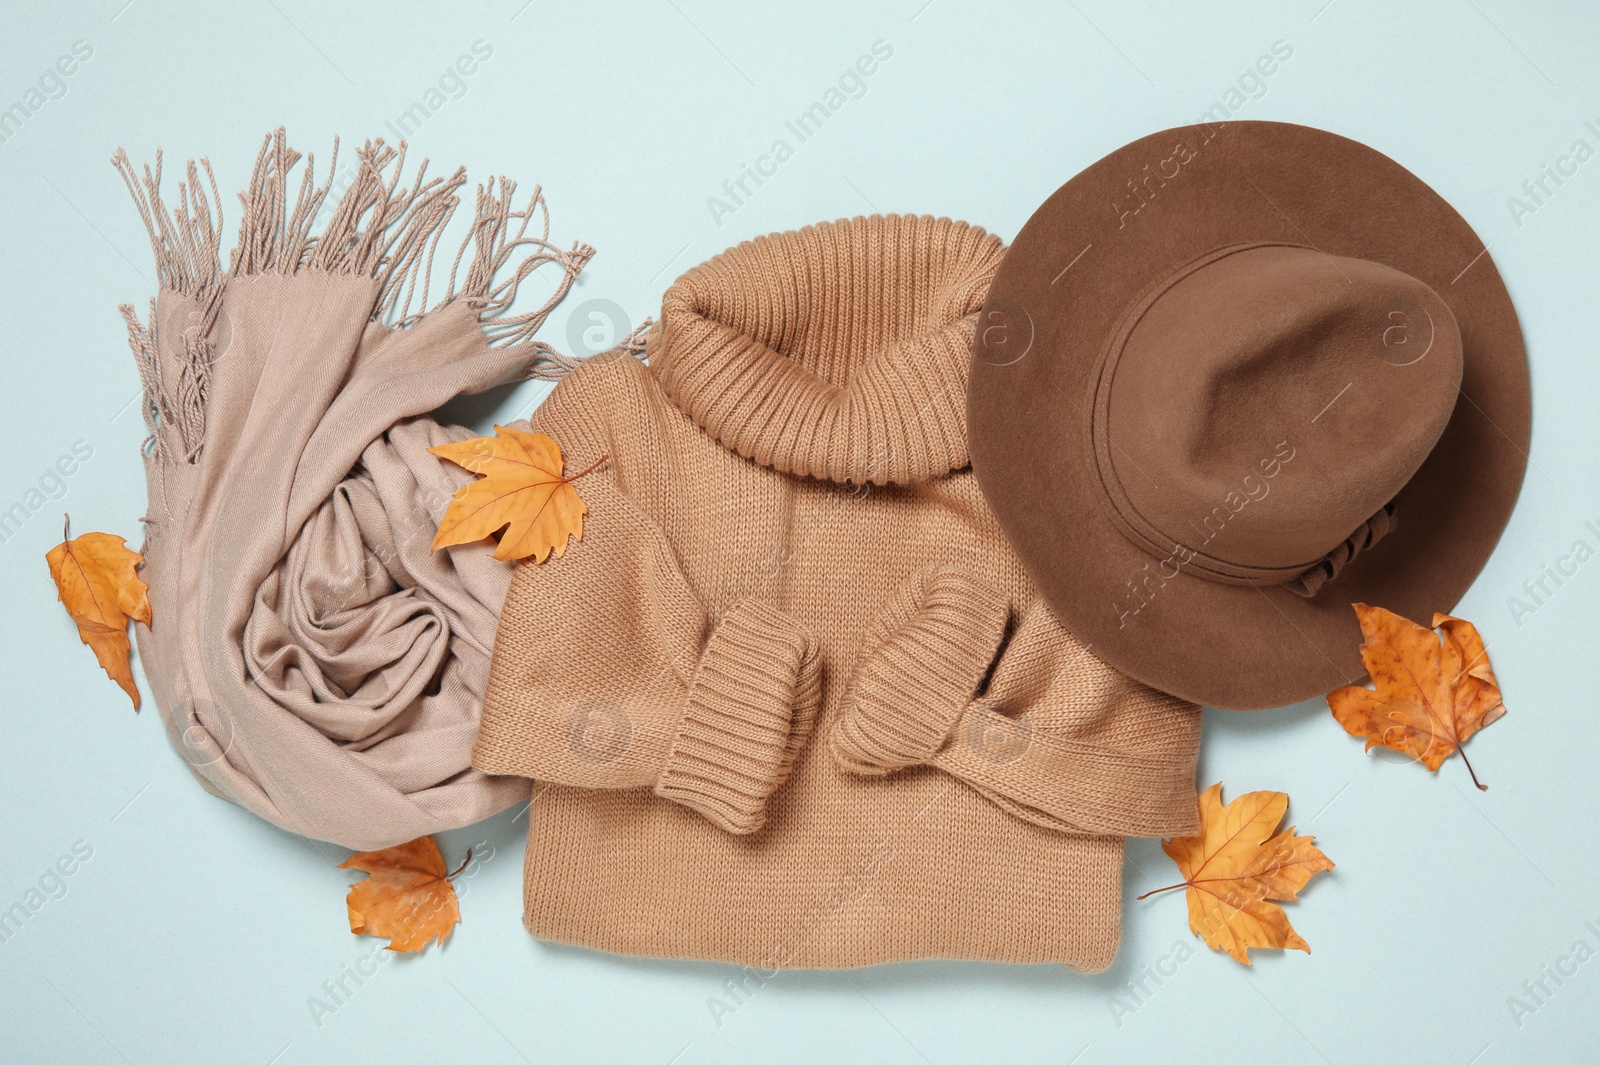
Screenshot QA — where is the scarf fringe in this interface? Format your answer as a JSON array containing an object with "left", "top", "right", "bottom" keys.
[{"left": 114, "top": 128, "right": 622, "bottom": 464}]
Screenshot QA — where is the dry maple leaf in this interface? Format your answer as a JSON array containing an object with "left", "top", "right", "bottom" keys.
[
  {"left": 45, "top": 517, "right": 152, "bottom": 709},
  {"left": 1327, "top": 603, "right": 1505, "bottom": 791},
  {"left": 1140, "top": 783, "right": 1334, "bottom": 966},
  {"left": 428, "top": 425, "right": 604, "bottom": 563},
  {"left": 338, "top": 836, "right": 470, "bottom": 953}
]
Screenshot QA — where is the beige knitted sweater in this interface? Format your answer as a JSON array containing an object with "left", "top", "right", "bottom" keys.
[{"left": 472, "top": 216, "right": 1202, "bottom": 971}]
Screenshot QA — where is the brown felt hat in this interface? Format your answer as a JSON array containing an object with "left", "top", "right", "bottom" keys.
[{"left": 967, "top": 121, "right": 1530, "bottom": 710}]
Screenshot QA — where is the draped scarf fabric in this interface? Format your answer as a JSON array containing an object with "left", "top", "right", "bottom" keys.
[{"left": 114, "top": 130, "right": 626, "bottom": 849}]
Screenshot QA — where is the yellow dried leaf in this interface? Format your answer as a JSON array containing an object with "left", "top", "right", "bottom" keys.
[
  {"left": 46, "top": 522, "right": 151, "bottom": 709},
  {"left": 428, "top": 426, "right": 602, "bottom": 563},
  {"left": 1144, "top": 783, "right": 1334, "bottom": 966},
  {"left": 1328, "top": 604, "right": 1505, "bottom": 789},
  {"left": 338, "top": 836, "right": 466, "bottom": 953}
]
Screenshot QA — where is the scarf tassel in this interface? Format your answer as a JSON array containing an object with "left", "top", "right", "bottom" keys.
[{"left": 112, "top": 128, "right": 621, "bottom": 465}]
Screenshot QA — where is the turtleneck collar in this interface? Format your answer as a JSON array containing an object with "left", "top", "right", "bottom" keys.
[{"left": 648, "top": 215, "right": 1005, "bottom": 485}]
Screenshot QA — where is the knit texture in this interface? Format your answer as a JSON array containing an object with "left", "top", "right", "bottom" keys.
[
  {"left": 473, "top": 216, "right": 1203, "bottom": 970},
  {"left": 653, "top": 597, "right": 821, "bottom": 834},
  {"left": 834, "top": 566, "right": 1010, "bottom": 775}
]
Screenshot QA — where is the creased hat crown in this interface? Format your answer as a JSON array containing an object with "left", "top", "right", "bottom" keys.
[{"left": 1090, "top": 242, "right": 1463, "bottom": 591}]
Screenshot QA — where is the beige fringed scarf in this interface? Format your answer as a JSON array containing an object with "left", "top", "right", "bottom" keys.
[{"left": 115, "top": 130, "right": 631, "bottom": 849}]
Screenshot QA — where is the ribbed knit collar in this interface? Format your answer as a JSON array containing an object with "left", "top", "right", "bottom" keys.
[{"left": 649, "top": 215, "right": 1005, "bottom": 485}]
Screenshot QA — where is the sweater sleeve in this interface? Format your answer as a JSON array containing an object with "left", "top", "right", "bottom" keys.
[
  {"left": 833, "top": 565, "right": 1201, "bottom": 838},
  {"left": 470, "top": 366, "right": 821, "bottom": 835}
]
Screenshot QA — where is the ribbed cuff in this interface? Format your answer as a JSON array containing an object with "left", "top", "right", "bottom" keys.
[
  {"left": 833, "top": 567, "right": 1010, "bottom": 776},
  {"left": 654, "top": 598, "right": 820, "bottom": 834}
]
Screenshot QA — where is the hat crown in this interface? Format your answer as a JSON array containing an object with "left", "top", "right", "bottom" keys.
[{"left": 1092, "top": 243, "right": 1463, "bottom": 584}]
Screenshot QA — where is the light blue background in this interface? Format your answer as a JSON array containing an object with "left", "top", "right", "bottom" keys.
[{"left": 3, "top": 1, "right": 1597, "bottom": 1062}]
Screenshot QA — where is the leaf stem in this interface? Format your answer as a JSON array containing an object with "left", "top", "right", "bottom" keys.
[
  {"left": 1457, "top": 744, "right": 1487, "bottom": 791},
  {"left": 63, "top": 513, "right": 71, "bottom": 541},
  {"left": 563, "top": 454, "right": 609, "bottom": 484},
  {"left": 446, "top": 848, "right": 474, "bottom": 879},
  {"left": 1135, "top": 881, "right": 1189, "bottom": 901}
]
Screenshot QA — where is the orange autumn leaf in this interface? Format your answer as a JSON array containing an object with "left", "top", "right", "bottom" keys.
[
  {"left": 1327, "top": 604, "right": 1506, "bottom": 790},
  {"left": 1142, "top": 783, "right": 1334, "bottom": 966},
  {"left": 45, "top": 519, "right": 152, "bottom": 709},
  {"left": 428, "top": 425, "right": 604, "bottom": 563},
  {"left": 338, "top": 836, "right": 469, "bottom": 953}
]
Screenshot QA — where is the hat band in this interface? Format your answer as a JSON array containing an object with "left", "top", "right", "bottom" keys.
[
  {"left": 1284, "top": 500, "right": 1397, "bottom": 597},
  {"left": 1086, "top": 241, "right": 1395, "bottom": 594}
]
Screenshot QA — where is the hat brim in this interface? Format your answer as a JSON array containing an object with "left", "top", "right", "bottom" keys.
[{"left": 967, "top": 121, "right": 1530, "bottom": 710}]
